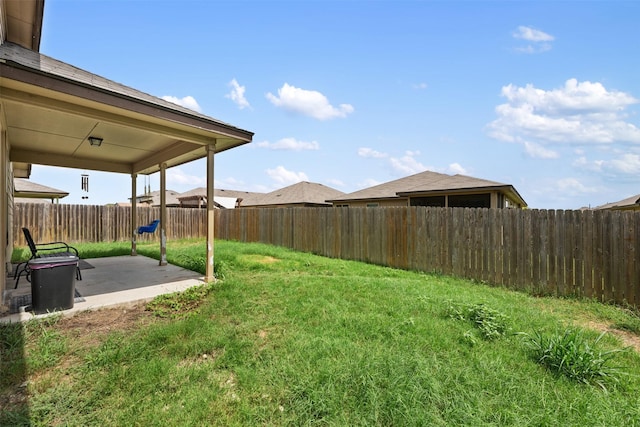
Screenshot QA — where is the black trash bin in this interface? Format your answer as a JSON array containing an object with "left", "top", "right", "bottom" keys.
[{"left": 28, "top": 255, "right": 79, "bottom": 314}]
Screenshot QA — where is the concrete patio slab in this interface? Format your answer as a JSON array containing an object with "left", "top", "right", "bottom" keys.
[{"left": 1, "top": 255, "right": 206, "bottom": 323}]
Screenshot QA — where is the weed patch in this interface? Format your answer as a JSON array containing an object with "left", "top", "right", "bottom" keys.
[
  {"left": 520, "top": 328, "right": 629, "bottom": 391},
  {"left": 446, "top": 301, "right": 510, "bottom": 340},
  {"left": 146, "top": 284, "right": 215, "bottom": 319}
]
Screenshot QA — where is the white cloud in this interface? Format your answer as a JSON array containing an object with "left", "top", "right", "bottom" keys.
[
  {"left": 358, "top": 147, "right": 388, "bottom": 158},
  {"left": 487, "top": 79, "right": 640, "bottom": 157},
  {"left": 257, "top": 137, "right": 319, "bottom": 151},
  {"left": 514, "top": 44, "right": 552, "bottom": 54},
  {"left": 389, "top": 151, "right": 428, "bottom": 175},
  {"left": 266, "top": 165, "right": 309, "bottom": 185},
  {"left": 447, "top": 163, "right": 468, "bottom": 175},
  {"left": 501, "top": 79, "right": 637, "bottom": 114},
  {"left": 573, "top": 156, "right": 604, "bottom": 172},
  {"left": 266, "top": 83, "right": 354, "bottom": 120},
  {"left": 606, "top": 153, "right": 640, "bottom": 174},
  {"left": 360, "top": 148, "right": 468, "bottom": 179},
  {"left": 413, "top": 82, "right": 428, "bottom": 90},
  {"left": 527, "top": 176, "right": 603, "bottom": 208},
  {"left": 555, "top": 177, "right": 599, "bottom": 195},
  {"left": 575, "top": 153, "right": 640, "bottom": 178},
  {"left": 167, "top": 167, "right": 206, "bottom": 186},
  {"left": 524, "top": 141, "right": 559, "bottom": 159},
  {"left": 161, "top": 95, "right": 202, "bottom": 112},
  {"left": 225, "top": 78, "right": 251, "bottom": 110},
  {"left": 513, "top": 26, "right": 554, "bottom": 42},
  {"left": 512, "top": 26, "right": 554, "bottom": 54}
]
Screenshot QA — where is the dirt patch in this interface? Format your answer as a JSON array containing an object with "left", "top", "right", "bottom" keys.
[
  {"left": 584, "top": 321, "right": 640, "bottom": 353},
  {"left": 59, "top": 303, "right": 154, "bottom": 346},
  {"left": 1, "top": 304, "right": 155, "bottom": 415}
]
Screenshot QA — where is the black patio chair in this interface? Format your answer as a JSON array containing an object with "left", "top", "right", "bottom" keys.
[{"left": 14, "top": 227, "right": 82, "bottom": 288}]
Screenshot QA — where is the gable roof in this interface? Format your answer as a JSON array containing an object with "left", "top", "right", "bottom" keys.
[
  {"left": 13, "top": 178, "right": 68, "bottom": 199},
  {"left": 244, "top": 181, "right": 345, "bottom": 207},
  {"left": 594, "top": 194, "right": 640, "bottom": 210},
  {"left": 133, "top": 190, "right": 182, "bottom": 206},
  {"left": 177, "top": 187, "right": 265, "bottom": 206},
  {"left": 327, "top": 170, "right": 527, "bottom": 206}
]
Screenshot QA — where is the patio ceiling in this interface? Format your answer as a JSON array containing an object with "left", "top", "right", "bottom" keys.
[{"left": 0, "top": 42, "right": 254, "bottom": 176}]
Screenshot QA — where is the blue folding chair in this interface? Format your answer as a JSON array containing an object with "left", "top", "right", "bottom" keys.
[{"left": 137, "top": 219, "right": 160, "bottom": 235}]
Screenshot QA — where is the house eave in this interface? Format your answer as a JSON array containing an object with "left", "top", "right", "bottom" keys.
[
  {"left": 0, "top": 56, "right": 254, "bottom": 144},
  {"left": 398, "top": 185, "right": 528, "bottom": 208}
]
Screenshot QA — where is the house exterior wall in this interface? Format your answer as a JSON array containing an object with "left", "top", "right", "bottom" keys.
[
  {"left": 0, "top": 109, "right": 9, "bottom": 302},
  {"left": 333, "top": 198, "right": 409, "bottom": 208}
]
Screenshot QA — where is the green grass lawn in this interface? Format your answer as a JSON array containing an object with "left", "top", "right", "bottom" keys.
[{"left": 2, "top": 239, "right": 640, "bottom": 426}]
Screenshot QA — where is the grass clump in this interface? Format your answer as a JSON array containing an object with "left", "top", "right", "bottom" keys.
[
  {"left": 446, "top": 301, "right": 510, "bottom": 340},
  {"left": 521, "top": 328, "right": 629, "bottom": 391}
]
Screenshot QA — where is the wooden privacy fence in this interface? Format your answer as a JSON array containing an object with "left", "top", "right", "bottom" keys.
[
  {"left": 13, "top": 203, "right": 640, "bottom": 306},
  {"left": 13, "top": 203, "right": 206, "bottom": 245},
  {"left": 215, "top": 207, "right": 640, "bottom": 307}
]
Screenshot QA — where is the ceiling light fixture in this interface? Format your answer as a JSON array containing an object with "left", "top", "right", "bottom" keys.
[{"left": 88, "top": 136, "right": 103, "bottom": 147}]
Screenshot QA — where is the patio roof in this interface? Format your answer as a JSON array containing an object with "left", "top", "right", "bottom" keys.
[{"left": 0, "top": 41, "right": 254, "bottom": 176}]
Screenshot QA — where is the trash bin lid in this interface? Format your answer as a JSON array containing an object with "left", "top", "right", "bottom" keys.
[{"left": 28, "top": 256, "right": 79, "bottom": 269}]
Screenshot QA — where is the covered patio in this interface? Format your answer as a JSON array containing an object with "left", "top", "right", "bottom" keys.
[
  {"left": 1, "top": 0, "right": 253, "bottom": 311},
  {"left": 1, "top": 255, "right": 205, "bottom": 323}
]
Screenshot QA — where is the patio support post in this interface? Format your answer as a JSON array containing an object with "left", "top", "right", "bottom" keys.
[
  {"left": 131, "top": 172, "right": 137, "bottom": 256},
  {"left": 205, "top": 143, "right": 215, "bottom": 282},
  {"left": 159, "top": 163, "right": 167, "bottom": 266}
]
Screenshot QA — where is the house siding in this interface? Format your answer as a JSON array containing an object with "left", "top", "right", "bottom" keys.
[
  {"left": 334, "top": 198, "right": 409, "bottom": 208},
  {"left": 1, "top": 114, "right": 9, "bottom": 301}
]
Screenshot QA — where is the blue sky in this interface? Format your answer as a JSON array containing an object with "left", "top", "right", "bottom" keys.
[{"left": 30, "top": 0, "right": 640, "bottom": 209}]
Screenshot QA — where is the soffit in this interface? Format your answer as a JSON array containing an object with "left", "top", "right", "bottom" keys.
[{"left": 3, "top": 0, "right": 43, "bottom": 50}]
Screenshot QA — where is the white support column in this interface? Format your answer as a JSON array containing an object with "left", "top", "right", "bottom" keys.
[
  {"left": 159, "top": 163, "right": 167, "bottom": 266},
  {"left": 131, "top": 173, "right": 137, "bottom": 256},
  {"left": 205, "top": 143, "right": 215, "bottom": 282}
]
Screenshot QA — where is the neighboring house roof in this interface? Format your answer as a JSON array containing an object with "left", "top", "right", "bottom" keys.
[
  {"left": 327, "top": 170, "right": 527, "bottom": 207},
  {"left": 178, "top": 187, "right": 265, "bottom": 207},
  {"left": 133, "top": 190, "right": 182, "bottom": 207},
  {"left": 13, "top": 178, "right": 68, "bottom": 200},
  {"left": 213, "top": 196, "right": 238, "bottom": 209},
  {"left": 593, "top": 194, "right": 640, "bottom": 211},
  {"left": 244, "top": 181, "right": 345, "bottom": 207}
]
